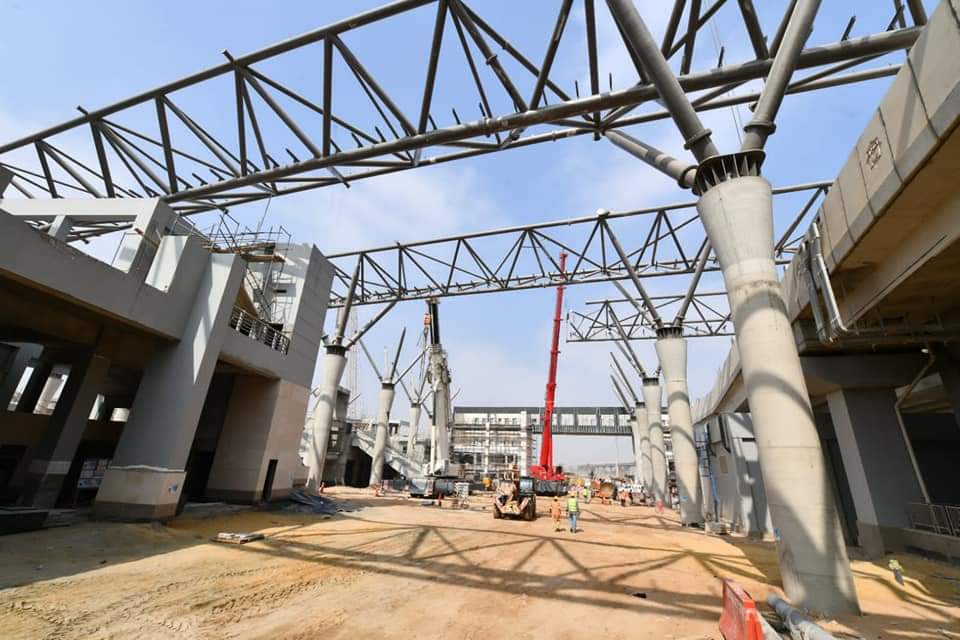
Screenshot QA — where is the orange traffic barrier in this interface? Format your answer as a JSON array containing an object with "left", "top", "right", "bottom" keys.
[{"left": 719, "top": 579, "right": 764, "bottom": 640}]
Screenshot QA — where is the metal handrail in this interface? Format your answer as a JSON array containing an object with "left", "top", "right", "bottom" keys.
[
  {"left": 229, "top": 306, "right": 290, "bottom": 354},
  {"left": 906, "top": 502, "right": 960, "bottom": 537}
]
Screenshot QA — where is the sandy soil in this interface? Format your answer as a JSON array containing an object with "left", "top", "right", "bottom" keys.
[{"left": 1, "top": 488, "right": 958, "bottom": 639}]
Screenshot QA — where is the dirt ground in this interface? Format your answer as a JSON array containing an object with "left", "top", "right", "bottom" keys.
[{"left": 1, "top": 488, "right": 958, "bottom": 639}]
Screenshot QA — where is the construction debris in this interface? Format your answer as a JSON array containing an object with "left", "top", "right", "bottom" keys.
[
  {"left": 214, "top": 532, "right": 264, "bottom": 545},
  {"left": 286, "top": 490, "right": 357, "bottom": 515}
]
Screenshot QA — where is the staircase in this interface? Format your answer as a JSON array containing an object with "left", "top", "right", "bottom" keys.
[{"left": 351, "top": 429, "right": 423, "bottom": 479}]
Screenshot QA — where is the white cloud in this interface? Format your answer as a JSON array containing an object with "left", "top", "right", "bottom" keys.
[{"left": 268, "top": 164, "right": 508, "bottom": 255}]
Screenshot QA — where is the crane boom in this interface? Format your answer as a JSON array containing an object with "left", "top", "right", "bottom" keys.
[{"left": 531, "top": 252, "right": 567, "bottom": 481}]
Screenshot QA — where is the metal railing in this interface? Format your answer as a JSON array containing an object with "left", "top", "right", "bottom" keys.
[
  {"left": 906, "top": 502, "right": 960, "bottom": 537},
  {"left": 229, "top": 307, "right": 290, "bottom": 354}
]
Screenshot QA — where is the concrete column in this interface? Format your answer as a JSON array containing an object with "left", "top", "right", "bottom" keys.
[
  {"left": 14, "top": 360, "right": 54, "bottom": 413},
  {"left": 33, "top": 368, "right": 68, "bottom": 415},
  {"left": 935, "top": 345, "right": 960, "bottom": 430},
  {"left": 519, "top": 410, "right": 530, "bottom": 471},
  {"left": 643, "top": 378, "right": 667, "bottom": 505},
  {"left": 112, "top": 201, "right": 177, "bottom": 280},
  {"left": 306, "top": 345, "right": 347, "bottom": 492},
  {"left": 406, "top": 402, "right": 421, "bottom": 458},
  {"left": 697, "top": 174, "right": 859, "bottom": 615},
  {"left": 20, "top": 352, "right": 110, "bottom": 508},
  {"left": 627, "top": 415, "right": 640, "bottom": 483},
  {"left": 94, "top": 253, "right": 243, "bottom": 521},
  {"left": 0, "top": 343, "right": 42, "bottom": 411},
  {"left": 0, "top": 166, "right": 11, "bottom": 195},
  {"left": 207, "top": 377, "right": 310, "bottom": 503},
  {"left": 48, "top": 216, "right": 73, "bottom": 241},
  {"left": 483, "top": 421, "right": 491, "bottom": 475},
  {"left": 368, "top": 382, "right": 396, "bottom": 487},
  {"left": 826, "top": 388, "right": 924, "bottom": 558},
  {"left": 634, "top": 403, "right": 652, "bottom": 493},
  {"left": 656, "top": 327, "right": 703, "bottom": 525}
]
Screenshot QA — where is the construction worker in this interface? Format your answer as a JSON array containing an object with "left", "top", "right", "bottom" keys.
[
  {"left": 550, "top": 496, "right": 563, "bottom": 532},
  {"left": 581, "top": 485, "right": 590, "bottom": 504},
  {"left": 566, "top": 491, "right": 580, "bottom": 533}
]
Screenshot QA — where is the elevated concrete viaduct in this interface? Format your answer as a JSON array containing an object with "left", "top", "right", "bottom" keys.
[{"left": 695, "top": 0, "right": 960, "bottom": 565}]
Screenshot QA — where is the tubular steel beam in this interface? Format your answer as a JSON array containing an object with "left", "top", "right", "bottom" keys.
[
  {"left": 742, "top": 0, "right": 822, "bottom": 151},
  {"left": 0, "top": 2, "right": 920, "bottom": 214},
  {"left": 605, "top": 0, "right": 719, "bottom": 161},
  {"left": 325, "top": 180, "right": 826, "bottom": 308}
]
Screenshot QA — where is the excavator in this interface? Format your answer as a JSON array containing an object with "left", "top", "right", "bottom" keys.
[{"left": 528, "top": 252, "right": 568, "bottom": 496}]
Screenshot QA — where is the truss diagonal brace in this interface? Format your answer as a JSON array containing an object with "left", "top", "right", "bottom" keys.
[
  {"left": 742, "top": 0, "right": 822, "bottom": 151},
  {"left": 605, "top": 0, "right": 719, "bottom": 162},
  {"left": 604, "top": 130, "right": 695, "bottom": 188},
  {"left": 600, "top": 216, "right": 663, "bottom": 328}
]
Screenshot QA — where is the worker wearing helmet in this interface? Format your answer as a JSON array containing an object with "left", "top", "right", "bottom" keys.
[
  {"left": 566, "top": 491, "right": 580, "bottom": 533},
  {"left": 550, "top": 496, "right": 563, "bottom": 532}
]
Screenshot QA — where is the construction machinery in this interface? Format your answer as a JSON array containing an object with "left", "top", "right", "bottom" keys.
[
  {"left": 529, "top": 252, "right": 567, "bottom": 489},
  {"left": 492, "top": 476, "right": 537, "bottom": 521}
]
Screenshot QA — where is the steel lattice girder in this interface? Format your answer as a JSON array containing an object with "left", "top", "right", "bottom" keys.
[
  {"left": 0, "top": 1, "right": 920, "bottom": 216},
  {"left": 567, "top": 293, "right": 734, "bottom": 342},
  {"left": 325, "top": 181, "right": 826, "bottom": 308}
]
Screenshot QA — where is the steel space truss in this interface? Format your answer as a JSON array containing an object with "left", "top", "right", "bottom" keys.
[
  {"left": 0, "top": 0, "right": 924, "bottom": 226},
  {"left": 326, "top": 181, "right": 827, "bottom": 308}
]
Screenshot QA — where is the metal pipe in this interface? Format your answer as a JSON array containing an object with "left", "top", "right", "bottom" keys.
[
  {"left": 737, "top": 0, "right": 770, "bottom": 59},
  {"left": 601, "top": 217, "right": 664, "bottom": 327},
  {"left": 770, "top": 0, "right": 799, "bottom": 56},
  {"left": 388, "top": 327, "right": 407, "bottom": 381},
  {"left": 610, "top": 376, "right": 631, "bottom": 412},
  {"left": 894, "top": 349, "right": 934, "bottom": 504},
  {"left": 335, "top": 261, "right": 362, "bottom": 342},
  {"left": 614, "top": 339, "right": 644, "bottom": 377},
  {"left": 358, "top": 338, "right": 384, "bottom": 381},
  {"left": 395, "top": 346, "right": 428, "bottom": 385},
  {"left": 343, "top": 299, "right": 398, "bottom": 348},
  {"left": 613, "top": 317, "right": 647, "bottom": 378},
  {"left": 767, "top": 595, "right": 837, "bottom": 640},
  {"left": 604, "top": 130, "right": 696, "bottom": 188},
  {"left": 611, "top": 353, "right": 639, "bottom": 403},
  {"left": 674, "top": 239, "right": 712, "bottom": 325},
  {"left": 605, "top": 0, "right": 719, "bottom": 161},
  {"left": 742, "top": 0, "right": 822, "bottom": 151},
  {"left": 905, "top": 0, "right": 927, "bottom": 26}
]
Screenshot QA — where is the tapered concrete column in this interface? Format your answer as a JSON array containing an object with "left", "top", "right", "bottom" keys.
[
  {"left": 643, "top": 378, "right": 666, "bottom": 505},
  {"left": 826, "top": 388, "right": 924, "bottom": 558},
  {"left": 628, "top": 416, "right": 641, "bottom": 481},
  {"left": 0, "top": 343, "right": 42, "bottom": 410},
  {"left": 406, "top": 402, "right": 421, "bottom": 458},
  {"left": 368, "top": 382, "right": 396, "bottom": 487},
  {"left": 94, "top": 253, "right": 243, "bottom": 521},
  {"left": 697, "top": 173, "right": 859, "bottom": 615},
  {"left": 14, "top": 360, "right": 54, "bottom": 413},
  {"left": 20, "top": 352, "right": 110, "bottom": 508},
  {"left": 634, "top": 403, "right": 652, "bottom": 492},
  {"left": 306, "top": 345, "right": 347, "bottom": 491},
  {"left": 656, "top": 327, "right": 702, "bottom": 525}
]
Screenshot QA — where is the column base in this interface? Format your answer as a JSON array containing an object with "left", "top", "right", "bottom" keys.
[
  {"left": 20, "top": 459, "right": 72, "bottom": 508},
  {"left": 856, "top": 521, "right": 905, "bottom": 559},
  {"left": 93, "top": 467, "right": 185, "bottom": 522}
]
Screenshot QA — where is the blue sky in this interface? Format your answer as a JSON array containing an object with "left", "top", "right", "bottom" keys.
[{"left": 0, "top": 1, "right": 935, "bottom": 465}]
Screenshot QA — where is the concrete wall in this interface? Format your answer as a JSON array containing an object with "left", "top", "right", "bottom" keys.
[{"left": 698, "top": 413, "right": 772, "bottom": 537}]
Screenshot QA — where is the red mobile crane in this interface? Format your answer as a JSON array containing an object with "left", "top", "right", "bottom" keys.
[{"left": 529, "top": 252, "right": 567, "bottom": 482}]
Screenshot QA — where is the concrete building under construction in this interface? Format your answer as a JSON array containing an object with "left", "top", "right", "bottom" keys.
[{"left": 0, "top": 198, "right": 334, "bottom": 518}]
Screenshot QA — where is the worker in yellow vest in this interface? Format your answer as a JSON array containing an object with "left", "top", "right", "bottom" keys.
[{"left": 566, "top": 491, "right": 580, "bottom": 533}]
